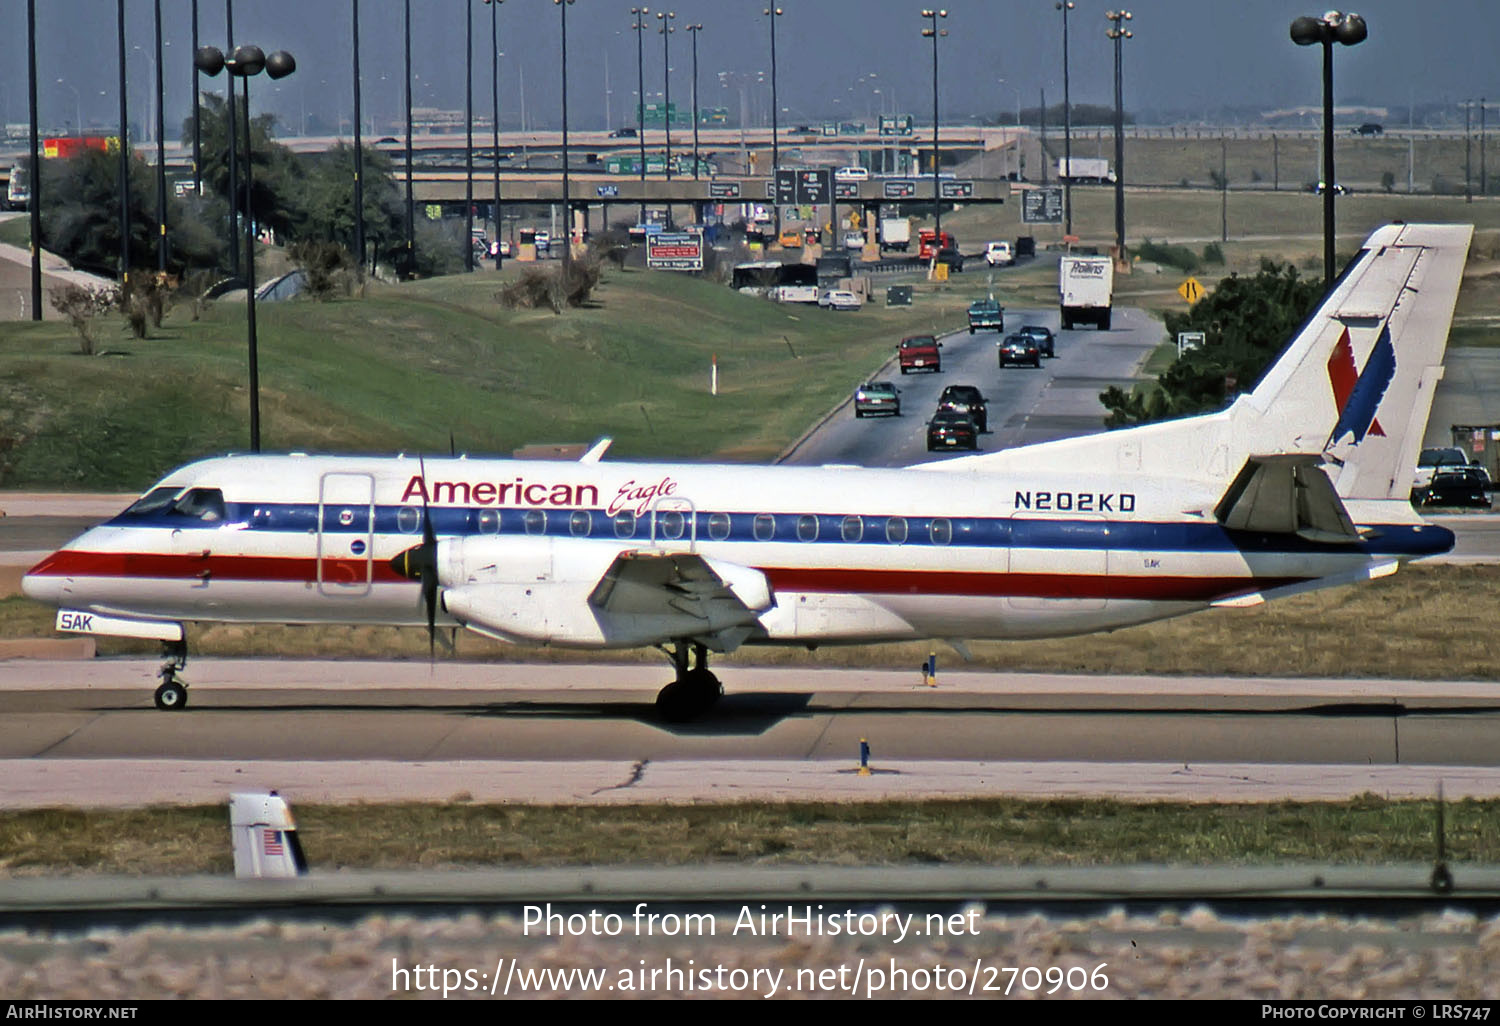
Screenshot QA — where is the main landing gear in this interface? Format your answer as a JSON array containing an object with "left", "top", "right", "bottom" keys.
[
  {"left": 655, "top": 641, "right": 722, "bottom": 722},
  {"left": 154, "top": 639, "right": 189, "bottom": 711}
]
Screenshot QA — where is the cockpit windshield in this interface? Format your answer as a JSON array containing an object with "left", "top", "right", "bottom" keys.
[{"left": 121, "top": 486, "right": 182, "bottom": 516}]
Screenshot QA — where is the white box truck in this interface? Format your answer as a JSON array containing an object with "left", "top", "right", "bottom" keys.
[
  {"left": 1057, "top": 158, "right": 1116, "bottom": 183},
  {"left": 1059, "top": 255, "right": 1114, "bottom": 330},
  {"left": 879, "top": 217, "right": 911, "bottom": 252}
]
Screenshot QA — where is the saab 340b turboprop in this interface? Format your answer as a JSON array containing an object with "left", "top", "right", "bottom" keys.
[{"left": 23, "top": 223, "right": 1472, "bottom": 719}]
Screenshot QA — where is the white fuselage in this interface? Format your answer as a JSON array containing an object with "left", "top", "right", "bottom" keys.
[{"left": 22, "top": 453, "right": 1453, "bottom": 650}]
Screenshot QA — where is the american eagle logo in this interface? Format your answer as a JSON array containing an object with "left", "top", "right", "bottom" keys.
[{"left": 1326, "top": 325, "right": 1394, "bottom": 445}]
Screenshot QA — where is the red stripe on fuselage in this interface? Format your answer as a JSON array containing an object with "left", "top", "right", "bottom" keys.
[{"left": 29, "top": 550, "right": 1304, "bottom": 603}]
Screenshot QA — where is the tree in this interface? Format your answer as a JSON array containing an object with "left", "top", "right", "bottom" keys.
[
  {"left": 182, "top": 93, "right": 305, "bottom": 243},
  {"left": 1100, "top": 260, "right": 1324, "bottom": 427},
  {"left": 38, "top": 148, "right": 225, "bottom": 276},
  {"left": 298, "top": 143, "right": 405, "bottom": 271}
]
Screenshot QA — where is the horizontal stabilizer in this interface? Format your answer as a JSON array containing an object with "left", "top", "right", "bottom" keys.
[{"left": 1215, "top": 456, "right": 1360, "bottom": 544}]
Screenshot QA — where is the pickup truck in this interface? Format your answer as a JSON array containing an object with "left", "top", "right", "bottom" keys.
[
  {"left": 967, "top": 299, "right": 1004, "bottom": 334},
  {"left": 898, "top": 334, "right": 942, "bottom": 374}
]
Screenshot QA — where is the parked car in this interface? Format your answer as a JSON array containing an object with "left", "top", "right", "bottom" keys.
[
  {"left": 937, "top": 384, "right": 988, "bottom": 433},
  {"left": 825, "top": 289, "right": 862, "bottom": 311},
  {"left": 608, "top": 127, "right": 639, "bottom": 138},
  {"left": 967, "top": 299, "right": 1004, "bottom": 334},
  {"left": 853, "top": 381, "right": 901, "bottom": 418},
  {"left": 1352, "top": 122, "right": 1383, "bottom": 136},
  {"left": 1411, "top": 467, "right": 1490, "bottom": 509},
  {"left": 999, "top": 332, "right": 1042, "bottom": 368},
  {"left": 898, "top": 335, "right": 942, "bottom": 374},
  {"left": 1414, "top": 446, "right": 1470, "bottom": 489},
  {"left": 1018, "top": 324, "right": 1056, "bottom": 358},
  {"left": 985, "top": 241, "right": 1013, "bottom": 267},
  {"left": 835, "top": 166, "right": 870, "bottom": 181},
  {"left": 926, "top": 411, "right": 978, "bottom": 451},
  {"left": 935, "top": 247, "right": 964, "bottom": 272}
]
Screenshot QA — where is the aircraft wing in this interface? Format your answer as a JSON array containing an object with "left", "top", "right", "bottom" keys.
[{"left": 587, "top": 550, "right": 774, "bottom": 622}]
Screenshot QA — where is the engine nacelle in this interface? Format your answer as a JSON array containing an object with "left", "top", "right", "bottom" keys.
[{"left": 437, "top": 536, "right": 773, "bottom": 649}]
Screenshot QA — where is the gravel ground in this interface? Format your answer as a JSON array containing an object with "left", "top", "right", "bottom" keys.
[{"left": 4, "top": 907, "right": 1500, "bottom": 999}]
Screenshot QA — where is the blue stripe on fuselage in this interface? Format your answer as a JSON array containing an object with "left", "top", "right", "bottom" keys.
[{"left": 103, "top": 503, "right": 1456, "bottom": 559}]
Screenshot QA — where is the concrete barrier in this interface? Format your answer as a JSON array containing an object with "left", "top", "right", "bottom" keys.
[{"left": 0, "top": 638, "right": 96, "bottom": 660}]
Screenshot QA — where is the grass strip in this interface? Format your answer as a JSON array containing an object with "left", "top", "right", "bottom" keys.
[{"left": 0, "top": 797, "right": 1493, "bottom": 877}]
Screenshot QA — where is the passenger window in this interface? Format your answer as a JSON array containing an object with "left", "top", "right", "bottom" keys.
[
  {"left": 614, "top": 510, "right": 637, "bottom": 538},
  {"left": 841, "top": 515, "right": 863, "bottom": 542},
  {"left": 477, "top": 509, "right": 500, "bottom": 535},
  {"left": 885, "top": 517, "right": 908, "bottom": 544},
  {"left": 708, "top": 513, "right": 732, "bottom": 540},
  {"left": 523, "top": 510, "right": 546, "bottom": 535},
  {"left": 929, "top": 518, "right": 952, "bottom": 546},
  {"left": 753, "top": 513, "right": 776, "bottom": 541},
  {"left": 659, "top": 510, "right": 686, "bottom": 540},
  {"left": 171, "top": 488, "right": 227, "bottom": 523},
  {"left": 797, "top": 515, "right": 819, "bottom": 542},
  {"left": 570, "top": 510, "right": 592, "bottom": 537},
  {"left": 397, "top": 506, "right": 422, "bottom": 534}
]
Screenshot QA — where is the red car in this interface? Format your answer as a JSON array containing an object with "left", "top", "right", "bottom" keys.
[{"left": 899, "top": 335, "right": 942, "bottom": 374}]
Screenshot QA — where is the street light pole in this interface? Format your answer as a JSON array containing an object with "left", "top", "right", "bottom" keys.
[
  {"left": 1057, "top": 1, "right": 1073, "bottom": 236},
  {"left": 154, "top": 0, "right": 168, "bottom": 272},
  {"left": 353, "top": 0, "right": 366, "bottom": 272},
  {"left": 766, "top": 6, "right": 782, "bottom": 233},
  {"left": 1291, "top": 10, "right": 1367, "bottom": 287},
  {"left": 195, "top": 44, "right": 295, "bottom": 454},
  {"left": 226, "top": 0, "right": 239, "bottom": 277},
  {"left": 191, "top": 0, "right": 202, "bottom": 199},
  {"left": 464, "top": 0, "right": 473, "bottom": 271},
  {"left": 556, "top": 0, "right": 574, "bottom": 278},
  {"left": 26, "top": 0, "right": 41, "bottom": 320},
  {"left": 1106, "top": 9, "right": 1132, "bottom": 260},
  {"left": 403, "top": 0, "right": 413, "bottom": 272},
  {"left": 631, "top": 7, "right": 648, "bottom": 224},
  {"left": 687, "top": 23, "right": 703, "bottom": 181},
  {"left": 658, "top": 11, "right": 674, "bottom": 183},
  {"left": 920, "top": 9, "right": 947, "bottom": 246},
  {"left": 487, "top": 0, "right": 503, "bottom": 266},
  {"left": 116, "top": 0, "right": 130, "bottom": 284}
]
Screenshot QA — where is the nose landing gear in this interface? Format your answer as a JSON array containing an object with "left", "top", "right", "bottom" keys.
[
  {"left": 655, "top": 641, "right": 722, "bottom": 722},
  {"left": 154, "top": 639, "right": 189, "bottom": 711}
]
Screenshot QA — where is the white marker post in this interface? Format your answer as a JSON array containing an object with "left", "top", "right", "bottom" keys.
[
  {"left": 229, "top": 791, "right": 307, "bottom": 879},
  {"left": 711, "top": 354, "right": 718, "bottom": 396}
]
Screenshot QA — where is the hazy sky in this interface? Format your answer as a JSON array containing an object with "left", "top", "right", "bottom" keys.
[{"left": 2, "top": 1, "right": 1494, "bottom": 138}]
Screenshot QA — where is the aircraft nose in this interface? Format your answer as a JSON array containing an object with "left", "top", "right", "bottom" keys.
[{"left": 20, "top": 569, "right": 61, "bottom": 605}]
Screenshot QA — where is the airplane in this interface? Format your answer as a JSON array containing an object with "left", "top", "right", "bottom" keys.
[{"left": 22, "top": 222, "right": 1472, "bottom": 721}]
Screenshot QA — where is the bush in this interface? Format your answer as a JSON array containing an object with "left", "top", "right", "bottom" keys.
[
  {"left": 49, "top": 283, "right": 117, "bottom": 355},
  {"left": 1135, "top": 238, "right": 1200, "bottom": 274},
  {"left": 587, "top": 229, "right": 630, "bottom": 271},
  {"left": 287, "top": 239, "right": 358, "bottom": 300},
  {"left": 115, "top": 272, "right": 173, "bottom": 338},
  {"left": 1201, "top": 242, "right": 1224, "bottom": 265},
  {"left": 497, "top": 258, "right": 602, "bottom": 313}
]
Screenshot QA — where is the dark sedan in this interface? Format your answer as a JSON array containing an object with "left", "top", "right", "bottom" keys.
[
  {"left": 1412, "top": 468, "right": 1491, "bottom": 509},
  {"left": 1019, "top": 324, "right": 1056, "bottom": 358},
  {"left": 999, "top": 332, "right": 1041, "bottom": 368},
  {"left": 926, "top": 411, "right": 978, "bottom": 451},
  {"left": 937, "top": 384, "right": 988, "bottom": 433},
  {"left": 935, "top": 247, "right": 964, "bottom": 273}
]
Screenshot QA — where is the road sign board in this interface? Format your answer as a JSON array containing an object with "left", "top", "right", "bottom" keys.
[
  {"left": 595, "top": 185, "right": 619, "bottom": 198},
  {"left": 1177, "top": 331, "right": 1206, "bottom": 356},
  {"left": 646, "top": 231, "right": 705, "bottom": 271},
  {"left": 796, "top": 169, "right": 831, "bottom": 205},
  {"left": 775, "top": 170, "right": 798, "bottom": 205},
  {"left": 1178, "top": 277, "right": 1205, "bottom": 304},
  {"left": 708, "top": 181, "right": 741, "bottom": 199},
  {"left": 1021, "top": 187, "right": 1064, "bottom": 224},
  {"left": 883, "top": 179, "right": 917, "bottom": 199},
  {"left": 939, "top": 180, "right": 974, "bottom": 199},
  {"left": 878, "top": 114, "right": 914, "bottom": 137},
  {"left": 834, "top": 181, "right": 860, "bottom": 200}
]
